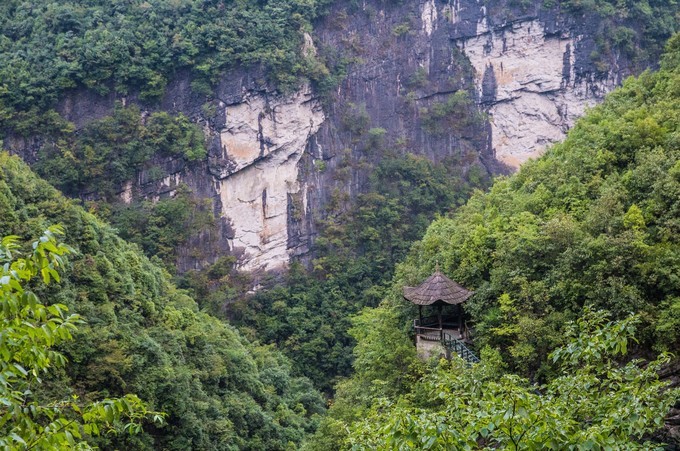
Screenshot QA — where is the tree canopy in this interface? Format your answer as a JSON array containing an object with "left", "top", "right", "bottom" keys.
[
  {"left": 305, "top": 34, "right": 680, "bottom": 449},
  {"left": 399, "top": 32, "right": 680, "bottom": 377},
  {"left": 0, "top": 0, "right": 332, "bottom": 135},
  {"left": 350, "top": 311, "right": 678, "bottom": 450},
  {"left": 0, "top": 152, "right": 325, "bottom": 450},
  {"left": 0, "top": 226, "right": 164, "bottom": 449}
]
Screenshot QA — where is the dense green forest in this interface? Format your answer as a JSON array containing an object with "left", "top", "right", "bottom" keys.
[
  {"left": 1, "top": 226, "right": 165, "bottom": 449},
  {"left": 348, "top": 311, "right": 678, "bottom": 449},
  {"left": 36, "top": 104, "right": 206, "bottom": 199},
  {"left": 32, "top": 103, "right": 215, "bottom": 269},
  {"left": 0, "top": 153, "right": 325, "bottom": 450},
  {"left": 0, "top": 0, "right": 333, "bottom": 135},
  {"left": 2, "top": 0, "right": 680, "bottom": 448},
  {"left": 304, "top": 34, "right": 680, "bottom": 449}
]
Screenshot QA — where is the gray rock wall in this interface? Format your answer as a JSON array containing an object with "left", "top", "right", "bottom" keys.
[{"left": 8, "top": 0, "right": 648, "bottom": 274}]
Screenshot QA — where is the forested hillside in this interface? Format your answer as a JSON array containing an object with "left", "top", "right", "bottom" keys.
[
  {"left": 0, "top": 153, "right": 324, "bottom": 450},
  {"left": 2, "top": 0, "right": 680, "bottom": 448},
  {"left": 0, "top": 0, "right": 331, "bottom": 134},
  {"left": 306, "top": 34, "right": 680, "bottom": 449},
  {"left": 412, "top": 33, "right": 680, "bottom": 371},
  {"left": 2, "top": 0, "right": 676, "bottom": 396}
]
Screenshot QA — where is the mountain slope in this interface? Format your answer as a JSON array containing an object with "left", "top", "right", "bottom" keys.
[
  {"left": 0, "top": 152, "right": 324, "bottom": 450},
  {"left": 404, "top": 33, "right": 680, "bottom": 373},
  {"left": 3, "top": 0, "right": 677, "bottom": 274},
  {"left": 307, "top": 33, "right": 680, "bottom": 449}
]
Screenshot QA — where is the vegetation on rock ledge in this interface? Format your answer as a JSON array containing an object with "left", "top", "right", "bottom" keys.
[{"left": 0, "top": 0, "right": 332, "bottom": 136}]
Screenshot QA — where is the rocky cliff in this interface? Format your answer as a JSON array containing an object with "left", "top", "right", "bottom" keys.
[
  {"left": 213, "top": 85, "right": 324, "bottom": 271},
  {"left": 458, "top": 17, "right": 615, "bottom": 166},
  {"left": 8, "top": 0, "right": 657, "bottom": 273}
]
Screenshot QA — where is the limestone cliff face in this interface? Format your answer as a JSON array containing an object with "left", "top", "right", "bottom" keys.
[
  {"left": 311, "top": 0, "right": 622, "bottom": 172},
  {"left": 213, "top": 86, "right": 324, "bottom": 271},
  {"left": 25, "top": 71, "right": 326, "bottom": 273},
  {"left": 294, "top": 0, "right": 631, "bottom": 263},
  {"left": 127, "top": 79, "right": 324, "bottom": 272},
  {"left": 9, "top": 0, "right": 651, "bottom": 273},
  {"left": 455, "top": 18, "right": 615, "bottom": 167}
]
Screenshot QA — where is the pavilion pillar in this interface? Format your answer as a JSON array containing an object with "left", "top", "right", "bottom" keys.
[
  {"left": 402, "top": 269, "right": 474, "bottom": 347},
  {"left": 438, "top": 304, "right": 443, "bottom": 340}
]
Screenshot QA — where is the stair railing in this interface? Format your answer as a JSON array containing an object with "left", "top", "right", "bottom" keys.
[{"left": 441, "top": 332, "right": 480, "bottom": 364}]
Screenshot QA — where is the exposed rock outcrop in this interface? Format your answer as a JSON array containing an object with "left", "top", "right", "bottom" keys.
[
  {"left": 297, "top": 0, "right": 631, "bottom": 262},
  {"left": 457, "top": 18, "right": 615, "bottom": 167},
  {"left": 7, "top": 0, "right": 657, "bottom": 274},
  {"left": 214, "top": 86, "right": 324, "bottom": 271}
]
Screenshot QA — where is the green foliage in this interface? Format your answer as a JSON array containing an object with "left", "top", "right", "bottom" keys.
[
  {"left": 406, "top": 67, "right": 429, "bottom": 90},
  {"left": 305, "top": 42, "right": 358, "bottom": 104},
  {"left": 420, "top": 91, "right": 485, "bottom": 136},
  {"left": 558, "top": 0, "right": 678, "bottom": 71},
  {"left": 30, "top": 104, "right": 213, "bottom": 269},
  {"left": 366, "top": 127, "right": 387, "bottom": 151},
  {"left": 347, "top": 305, "right": 418, "bottom": 397},
  {"left": 106, "top": 184, "right": 214, "bottom": 269},
  {"left": 0, "top": 153, "right": 324, "bottom": 450},
  {"left": 0, "top": 0, "right": 332, "bottom": 135},
  {"left": 319, "top": 153, "right": 484, "bottom": 278},
  {"left": 35, "top": 104, "right": 206, "bottom": 200},
  {"left": 391, "top": 22, "right": 412, "bottom": 37},
  {"left": 348, "top": 312, "right": 679, "bottom": 449},
  {"left": 0, "top": 227, "right": 163, "bottom": 449},
  {"left": 306, "top": 36, "right": 680, "bottom": 449},
  {"left": 142, "top": 111, "right": 206, "bottom": 161},
  {"left": 227, "top": 153, "right": 489, "bottom": 391},
  {"left": 391, "top": 37, "right": 680, "bottom": 376},
  {"left": 341, "top": 102, "right": 371, "bottom": 136}
]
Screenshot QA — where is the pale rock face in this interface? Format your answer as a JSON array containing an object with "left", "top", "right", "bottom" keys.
[
  {"left": 154, "top": 173, "right": 182, "bottom": 201},
  {"left": 421, "top": 0, "right": 438, "bottom": 36},
  {"left": 442, "top": 0, "right": 461, "bottom": 24},
  {"left": 302, "top": 32, "right": 317, "bottom": 58},
  {"left": 216, "top": 86, "right": 324, "bottom": 271},
  {"left": 120, "top": 180, "right": 133, "bottom": 204},
  {"left": 457, "top": 19, "right": 616, "bottom": 167},
  {"left": 476, "top": 6, "right": 490, "bottom": 34}
]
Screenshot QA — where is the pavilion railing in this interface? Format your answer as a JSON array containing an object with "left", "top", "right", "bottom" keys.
[
  {"left": 442, "top": 332, "right": 480, "bottom": 365},
  {"left": 413, "top": 316, "right": 473, "bottom": 341},
  {"left": 412, "top": 322, "right": 480, "bottom": 364}
]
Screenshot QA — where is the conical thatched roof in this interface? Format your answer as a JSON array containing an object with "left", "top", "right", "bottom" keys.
[{"left": 403, "top": 270, "right": 473, "bottom": 306}]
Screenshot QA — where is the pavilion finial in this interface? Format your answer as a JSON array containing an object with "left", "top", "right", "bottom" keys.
[{"left": 435, "top": 260, "right": 440, "bottom": 271}]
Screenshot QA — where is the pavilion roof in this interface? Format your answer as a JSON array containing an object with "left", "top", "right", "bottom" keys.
[{"left": 403, "top": 270, "right": 473, "bottom": 306}]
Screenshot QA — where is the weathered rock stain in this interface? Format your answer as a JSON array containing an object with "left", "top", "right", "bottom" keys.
[{"left": 456, "top": 18, "right": 615, "bottom": 167}]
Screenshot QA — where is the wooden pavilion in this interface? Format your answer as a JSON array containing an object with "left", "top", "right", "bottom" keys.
[{"left": 403, "top": 269, "right": 473, "bottom": 343}]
